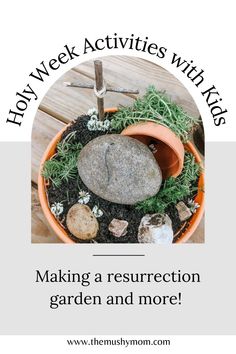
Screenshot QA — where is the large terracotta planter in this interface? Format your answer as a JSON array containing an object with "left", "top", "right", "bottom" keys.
[
  {"left": 38, "top": 108, "right": 117, "bottom": 244},
  {"left": 121, "top": 122, "right": 185, "bottom": 179},
  {"left": 38, "top": 109, "right": 204, "bottom": 244},
  {"left": 175, "top": 141, "right": 204, "bottom": 243}
]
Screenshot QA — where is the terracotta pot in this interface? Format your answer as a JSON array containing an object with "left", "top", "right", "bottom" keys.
[
  {"left": 38, "top": 109, "right": 204, "bottom": 244},
  {"left": 175, "top": 141, "right": 204, "bottom": 243},
  {"left": 38, "top": 108, "right": 117, "bottom": 244},
  {"left": 38, "top": 124, "right": 75, "bottom": 244},
  {"left": 193, "top": 120, "right": 205, "bottom": 156},
  {"left": 121, "top": 122, "right": 184, "bottom": 179}
]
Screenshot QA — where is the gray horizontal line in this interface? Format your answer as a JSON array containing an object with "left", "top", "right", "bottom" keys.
[{"left": 93, "top": 254, "right": 145, "bottom": 257}]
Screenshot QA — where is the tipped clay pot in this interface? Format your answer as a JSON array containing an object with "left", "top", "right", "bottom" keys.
[{"left": 121, "top": 122, "right": 185, "bottom": 179}]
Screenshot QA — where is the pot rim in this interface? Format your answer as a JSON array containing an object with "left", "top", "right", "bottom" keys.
[
  {"left": 38, "top": 109, "right": 204, "bottom": 244},
  {"left": 175, "top": 141, "right": 204, "bottom": 243}
]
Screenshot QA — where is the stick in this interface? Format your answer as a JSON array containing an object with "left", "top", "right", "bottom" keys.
[
  {"left": 94, "top": 60, "right": 104, "bottom": 120},
  {"left": 64, "top": 81, "right": 139, "bottom": 94}
]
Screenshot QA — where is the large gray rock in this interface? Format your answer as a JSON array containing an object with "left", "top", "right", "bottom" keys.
[
  {"left": 138, "top": 213, "right": 174, "bottom": 244},
  {"left": 78, "top": 134, "right": 162, "bottom": 205}
]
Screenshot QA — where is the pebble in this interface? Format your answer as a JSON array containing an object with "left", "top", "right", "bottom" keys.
[
  {"left": 77, "top": 134, "right": 162, "bottom": 205},
  {"left": 176, "top": 201, "right": 192, "bottom": 221},
  {"left": 108, "top": 218, "right": 128, "bottom": 237},
  {"left": 138, "top": 213, "right": 174, "bottom": 244},
  {"left": 66, "top": 204, "right": 99, "bottom": 240}
]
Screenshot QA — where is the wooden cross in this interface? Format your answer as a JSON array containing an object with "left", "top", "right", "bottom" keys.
[{"left": 65, "top": 60, "right": 139, "bottom": 120}]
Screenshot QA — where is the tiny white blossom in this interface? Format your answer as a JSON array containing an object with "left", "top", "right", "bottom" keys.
[
  {"left": 78, "top": 191, "right": 91, "bottom": 204},
  {"left": 87, "top": 120, "right": 97, "bottom": 131},
  {"left": 87, "top": 108, "right": 98, "bottom": 116},
  {"left": 96, "top": 121, "right": 103, "bottom": 131},
  {"left": 188, "top": 199, "right": 200, "bottom": 214},
  {"left": 92, "top": 205, "right": 103, "bottom": 218},
  {"left": 87, "top": 111, "right": 110, "bottom": 132},
  {"left": 103, "top": 119, "right": 110, "bottom": 129},
  {"left": 51, "top": 202, "right": 63, "bottom": 217},
  {"left": 90, "top": 114, "right": 98, "bottom": 121}
]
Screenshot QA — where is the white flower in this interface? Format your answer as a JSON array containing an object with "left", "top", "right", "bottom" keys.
[
  {"left": 78, "top": 191, "right": 91, "bottom": 204},
  {"left": 51, "top": 202, "right": 63, "bottom": 217},
  {"left": 96, "top": 121, "right": 104, "bottom": 131},
  {"left": 87, "top": 108, "right": 98, "bottom": 116},
  {"left": 90, "top": 114, "right": 98, "bottom": 121},
  {"left": 103, "top": 119, "right": 110, "bottom": 129},
  {"left": 87, "top": 120, "right": 97, "bottom": 131},
  {"left": 187, "top": 199, "right": 200, "bottom": 214},
  {"left": 87, "top": 112, "right": 111, "bottom": 132},
  {"left": 92, "top": 205, "right": 103, "bottom": 218}
]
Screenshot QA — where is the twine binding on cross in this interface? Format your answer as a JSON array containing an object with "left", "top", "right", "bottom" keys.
[{"left": 94, "top": 80, "right": 107, "bottom": 98}]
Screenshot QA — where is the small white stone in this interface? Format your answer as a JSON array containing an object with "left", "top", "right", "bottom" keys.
[{"left": 138, "top": 214, "right": 173, "bottom": 244}]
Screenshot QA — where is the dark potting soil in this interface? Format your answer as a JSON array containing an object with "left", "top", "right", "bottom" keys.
[{"left": 47, "top": 115, "right": 187, "bottom": 243}]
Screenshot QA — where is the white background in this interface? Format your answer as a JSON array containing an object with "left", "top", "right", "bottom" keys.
[{"left": 0, "top": 0, "right": 235, "bottom": 352}]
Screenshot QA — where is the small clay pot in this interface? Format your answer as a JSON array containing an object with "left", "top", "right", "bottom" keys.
[{"left": 121, "top": 122, "right": 185, "bottom": 179}]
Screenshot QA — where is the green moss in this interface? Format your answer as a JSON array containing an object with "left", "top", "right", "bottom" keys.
[
  {"left": 110, "top": 86, "right": 199, "bottom": 142},
  {"left": 41, "top": 131, "right": 83, "bottom": 187},
  {"left": 135, "top": 152, "right": 201, "bottom": 214}
]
